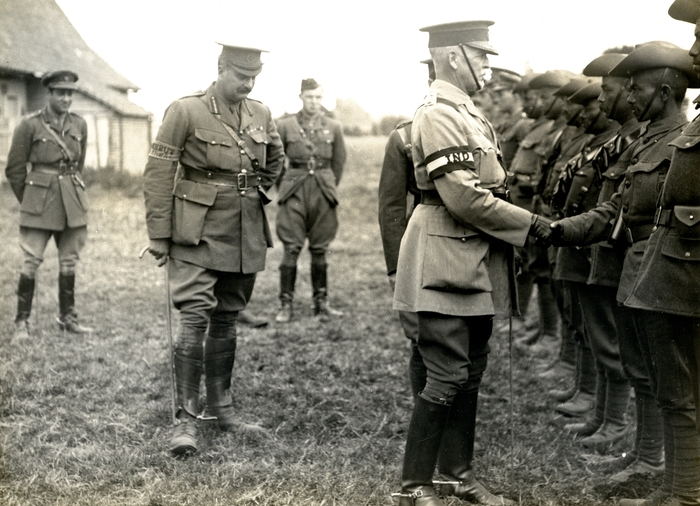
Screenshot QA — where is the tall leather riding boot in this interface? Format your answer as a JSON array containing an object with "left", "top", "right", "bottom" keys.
[
  {"left": 667, "top": 411, "right": 700, "bottom": 504},
  {"left": 14, "top": 274, "right": 35, "bottom": 338},
  {"left": 311, "top": 261, "right": 343, "bottom": 318},
  {"left": 57, "top": 273, "right": 92, "bottom": 333},
  {"left": 275, "top": 265, "right": 296, "bottom": 323},
  {"left": 398, "top": 396, "right": 450, "bottom": 505},
  {"left": 556, "top": 344, "right": 596, "bottom": 417},
  {"left": 580, "top": 377, "right": 631, "bottom": 448},
  {"left": 170, "top": 326, "right": 204, "bottom": 456},
  {"left": 566, "top": 368, "right": 607, "bottom": 436},
  {"left": 549, "top": 342, "right": 582, "bottom": 402},
  {"left": 203, "top": 325, "right": 238, "bottom": 431},
  {"left": 203, "top": 324, "right": 266, "bottom": 434},
  {"left": 435, "top": 390, "right": 513, "bottom": 505}
]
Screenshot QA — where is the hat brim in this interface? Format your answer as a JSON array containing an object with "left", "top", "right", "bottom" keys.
[
  {"left": 48, "top": 82, "right": 78, "bottom": 90},
  {"left": 227, "top": 64, "right": 263, "bottom": 77},
  {"left": 465, "top": 41, "right": 498, "bottom": 55}
]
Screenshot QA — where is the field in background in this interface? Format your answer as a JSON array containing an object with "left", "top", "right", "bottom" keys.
[{"left": 0, "top": 136, "right": 657, "bottom": 505}]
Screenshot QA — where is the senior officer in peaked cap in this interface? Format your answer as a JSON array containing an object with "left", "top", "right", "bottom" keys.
[
  {"left": 5, "top": 70, "right": 92, "bottom": 338},
  {"left": 391, "top": 20, "right": 551, "bottom": 506},
  {"left": 552, "top": 41, "right": 700, "bottom": 505},
  {"left": 143, "top": 41, "right": 284, "bottom": 457},
  {"left": 274, "top": 77, "right": 347, "bottom": 323}
]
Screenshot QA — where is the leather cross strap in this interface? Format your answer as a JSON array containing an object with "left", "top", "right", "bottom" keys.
[
  {"left": 216, "top": 119, "right": 261, "bottom": 170},
  {"left": 41, "top": 120, "right": 75, "bottom": 163}
]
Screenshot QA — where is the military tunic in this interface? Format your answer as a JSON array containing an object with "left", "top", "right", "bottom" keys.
[
  {"left": 5, "top": 107, "right": 88, "bottom": 230},
  {"left": 626, "top": 111, "right": 700, "bottom": 432},
  {"left": 378, "top": 122, "right": 420, "bottom": 276},
  {"left": 393, "top": 79, "right": 532, "bottom": 319},
  {"left": 143, "top": 85, "right": 284, "bottom": 274},
  {"left": 275, "top": 110, "right": 346, "bottom": 255}
]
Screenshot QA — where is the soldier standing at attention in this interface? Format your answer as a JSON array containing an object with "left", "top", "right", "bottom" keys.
[
  {"left": 274, "top": 79, "right": 347, "bottom": 323},
  {"left": 552, "top": 41, "right": 698, "bottom": 505},
  {"left": 392, "top": 20, "right": 551, "bottom": 506},
  {"left": 143, "top": 41, "right": 284, "bottom": 457},
  {"left": 5, "top": 70, "right": 92, "bottom": 338}
]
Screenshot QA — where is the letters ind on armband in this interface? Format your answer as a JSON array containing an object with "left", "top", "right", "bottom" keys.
[
  {"left": 424, "top": 146, "right": 475, "bottom": 180},
  {"left": 149, "top": 141, "right": 181, "bottom": 161}
]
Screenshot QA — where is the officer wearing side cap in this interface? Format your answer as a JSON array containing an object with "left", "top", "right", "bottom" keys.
[
  {"left": 551, "top": 41, "right": 699, "bottom": 505},
  {"left": 5, "top": 70, "right": 92, "bottom": 337},
  {"left": 392, "top": 20, "right": 550, "bottom": 506},
  {"left": 274, "top": 78, "right": 347, "bottom": 323},
  {"left": 143, "top": 41, "right": 284, "bottom": 457}
]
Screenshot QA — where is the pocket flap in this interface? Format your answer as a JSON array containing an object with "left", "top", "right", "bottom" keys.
[
  {"left": 673, "top": 206, "right": 700, "bottom": 228},
  {"left": 520, "top": 138, "right": 537, "bottom": 149},
  {"left": 173, "top": 179, "right": 218, "bottom": 206},
  {"left": 427, "top": 216, "right": 480, "bottom": 239},
  {"left": 246, "top": 128, "right": 268, "bottom": 144},
  {"left": 628, "top": 159, "right": 667, "bottom": 174},
  {"left": 669, "top": 134, "right": 700, "bottom": 150},
  {"left": 25, "top": 171, "right": 53, "bottom": 188},
  {"left": 195, "top": 127, "right": 232, "bottom": 147},
  {"left": 662, "top": 233, "right": 700, "bottom": 261}
]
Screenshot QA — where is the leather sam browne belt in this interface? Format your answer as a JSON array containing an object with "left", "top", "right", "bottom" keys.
[
  {"left": 183, "top": 165, "right": 261, "bottom": 191},
  {"left": 290, "top": 158, "right": 331, "bottom": 170},
  {"left": 32, "top": 162, "right": 78, "bottom": 175}
]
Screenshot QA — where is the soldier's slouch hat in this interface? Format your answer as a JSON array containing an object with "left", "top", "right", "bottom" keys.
[
  {"left": 669, "top": 0, "right": 700, "bottom": 23},
  {"left": 609, "top": 41, "right": 700, "bottom": 87},
  {"left": 583, "top": 53, "right": 628, "bottom": 77}
]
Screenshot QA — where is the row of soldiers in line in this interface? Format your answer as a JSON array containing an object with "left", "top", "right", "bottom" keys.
[{"left": 378, "top": 3, "right": 700, "bottom": 504}]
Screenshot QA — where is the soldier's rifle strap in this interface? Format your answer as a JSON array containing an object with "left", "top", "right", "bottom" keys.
[
  {"left": 41, "top": 120, "right": 75, "bottom": 163},
  {"left": 216, "top": 119, "right": 261, "bottom": 170}
]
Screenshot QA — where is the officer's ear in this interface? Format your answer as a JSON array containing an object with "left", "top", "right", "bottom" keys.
[
  {"left": 659, "top": 83, "right": 672, "bottom": 102},
  {"left": 448, "top": 50, "right": 460, "bottom": 70}
]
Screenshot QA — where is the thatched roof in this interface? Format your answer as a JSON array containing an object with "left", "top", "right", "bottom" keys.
[{"left": 0, "top": 0, "right": 151, "bottom": 118}]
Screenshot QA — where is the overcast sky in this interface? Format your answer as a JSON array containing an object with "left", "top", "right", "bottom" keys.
[{"left": 55, "top": 0, "right": 697, "bottom": 121}]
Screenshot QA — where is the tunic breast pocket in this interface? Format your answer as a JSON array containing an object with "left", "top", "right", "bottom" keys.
[
  {"left": 315, "top": 129, "right": 335, "bottom": 159},
  {"left": 31, "top": 133, "right": 57, "bottom": 161},
  {"left": 244, "top": 127, "right": 269, "bottom": 167},
  {"left": 421, "top": 219, "right": 492, "bottom": 293},
  {"left": 21, "top": 171, "right": 54, "bottom": 215},
  {"left": 195, "top": 128, "right": 233, "bottom": 169}
]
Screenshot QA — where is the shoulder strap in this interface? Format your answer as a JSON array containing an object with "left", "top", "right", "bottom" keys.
[{"left": 396, "top": 124, "right": 412, "bottom": 161}]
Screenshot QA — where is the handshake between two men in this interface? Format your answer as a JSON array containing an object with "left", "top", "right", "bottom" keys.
[{"left": 527, "top": 215, "right": 569, "bottom": 248}]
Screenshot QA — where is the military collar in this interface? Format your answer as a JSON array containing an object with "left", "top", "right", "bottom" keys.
[
  {"left": 644, "top": 112, "right": 687, "bottom": 139},
  {"left": 206, "top": 84, "right": 255, "bottom": 130},
  {"left": 430, "top": 79, "right": 473, "bottom": 108},
  {"left": 41, "top": 105, "right": 71, "bottom": 131},
  {"left": 619, "top": 117, "right": 645, "bottom": 139}
]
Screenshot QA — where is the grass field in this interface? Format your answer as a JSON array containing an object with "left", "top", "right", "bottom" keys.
[{"left": 0, "top": 136, "right": 659, "bottom": 505}]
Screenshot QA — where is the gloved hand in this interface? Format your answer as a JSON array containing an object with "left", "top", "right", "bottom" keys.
[
  {"left": 550, "top": 221, "right": 565, "bottom": 246},
  {"left": 148, "top": 239, "right": 170, "bottom": 267},
  {"left": 528, "top": 215, "right": 553, "bottom": 247}
]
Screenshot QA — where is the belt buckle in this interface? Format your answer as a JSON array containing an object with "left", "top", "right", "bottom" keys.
[
  {"left": 237, "top": 172, "right": 249, "bottom": 191},
  {"left": 307, "top": 158, "right": 316, "bottom": 170},
  {"left": 58, "top": 161, "right": 67, "bottom": 174}
]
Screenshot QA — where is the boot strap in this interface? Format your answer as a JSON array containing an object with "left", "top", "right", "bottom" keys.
[{"left": 391, "top": 488, "right": 436, "bottom": 500}]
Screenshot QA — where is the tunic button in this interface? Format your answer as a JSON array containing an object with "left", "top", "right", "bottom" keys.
[
  {"left": 211, "top": 141, "right": 216, "bottom": 145},
  {"left": 690, "top": 215, "right": 695, "bottom": 220},
  {"left": 622, "top": 206, "right": 629, "bottom": 213},
  {"left": 241, "top": 190, "right": 246, "bottom": 195},
  {"left": 686, "top": 142, "right": 693, "bottom": 147},
  {"left": 183, "top": 194, "right": 187, "bottom": 198},
  {"left": 461, "top": 237, "right": 467, "bottom": 243},
  {"left": 309, "top": 169, "right": 314, "bottom": 175},
  {"left": 630, "top": 157, "right": 638, "bottom": 164},
  {"left": 653, "top": 226, "right": 658, "bottom": 232},
  {"left": 685, "top": 252, "right": 691, "bottom": 257},
  {"left": 643, "top": 138, "right": 650, "bottom": 144},
  {"left": 625, "top": 180, "right": 631, "bottom": 188},
  {"left": 241, "top": 169, "right": 247, "bottom": 173}
]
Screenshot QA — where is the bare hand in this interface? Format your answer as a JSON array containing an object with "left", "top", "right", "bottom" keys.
[{"left": 148, "top": 239, "right": 170, "bottom": 267}]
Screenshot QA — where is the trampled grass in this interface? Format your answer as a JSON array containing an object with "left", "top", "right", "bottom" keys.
[{"left": 0, "top": 136, "right": 658, "bottom": 505}]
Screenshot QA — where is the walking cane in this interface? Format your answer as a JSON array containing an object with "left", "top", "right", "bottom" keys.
[{"left": 139, "top": 245, "right": 177, "bottom": 426}]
